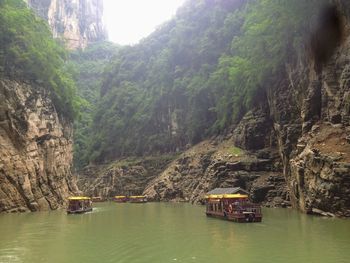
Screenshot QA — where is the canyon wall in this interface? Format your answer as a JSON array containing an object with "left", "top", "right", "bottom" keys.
[
  {"left": 0, "top": 79, "right": 79, "bottom": 212},
  {"left": 26, "top": 0, "right": 106, "bottom": 49},
  {"left": 273, "top": 28, "right": 350, "bottom": 216},
  {"left": 76, "top": 155, "right": 176, "bottom": 198}
]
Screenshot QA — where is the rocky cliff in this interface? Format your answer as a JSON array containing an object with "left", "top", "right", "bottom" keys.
[
  {"left": 76, "top": 155, "right": 177, "bottom": 198},
  {"left": 78, "top": 135, "right": 287, "bottom": 207},
  {"left": 143, "top": 138, "right": 288, "bottom": 207},
  {"left": 26, "top": 0, "right": 106, "bottom": 49},
  {"left": 0, "top": 79, "right": 79, "bottom": 212},
  {"left": 264, "top": 3, "right": 350, "bottom": 217}
]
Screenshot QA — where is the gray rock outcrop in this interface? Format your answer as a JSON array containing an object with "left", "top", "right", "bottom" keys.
[
  {"left": 76, "top": 156, "right": 176, "bottom": 198},
  {"left": 143, "top": 139, "right": 288, "bottom": 207},
  {"left": 0, "top": 79, "right": 79, "bottom": 212}
]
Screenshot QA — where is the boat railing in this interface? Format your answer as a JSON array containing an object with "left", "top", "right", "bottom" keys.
[{"left": 231, "top": 204, "right": 261, "bottom": 214}]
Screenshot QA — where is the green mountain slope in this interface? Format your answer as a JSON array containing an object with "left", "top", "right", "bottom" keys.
[
  {"left": 68, "top": 42, "right": 119, "bottom": 168},
  {"left": 86, "top": 0, "right": 326, "bottom": 163}
]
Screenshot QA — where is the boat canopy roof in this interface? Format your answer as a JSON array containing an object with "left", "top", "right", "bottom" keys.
[
  {"left": 129, "top": 195, "right": 146, "bottom": 198},
  {"left": 224, "top": 194, "right": 248, "bottom": 199},
  {"left": 68, "top": 196, "right": 91, "bottom": 200},
  {"left": 205, "top": 194, "right": 248, "bottom": 199},
  {"left": 206, "top": 187, "right": 249, "bottom": 195},
  {"left": 114, "top": 196, "right": 126, "bottom": 198}
]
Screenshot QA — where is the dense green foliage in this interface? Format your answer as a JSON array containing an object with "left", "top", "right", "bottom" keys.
[
  {"left": 211, "top": 0, "right": 326, "bottom": 129},
  {"left": 83, "top": 0, "right": 326, "bottom": 163},
  {"left": 0, "top": 0, "right": 79, "bottom": 119},
  {"left": 68, "top": 42, "right": 119, "bottom": 168}
]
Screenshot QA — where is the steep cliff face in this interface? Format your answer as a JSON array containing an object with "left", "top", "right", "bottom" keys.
[
  {"left": 263, "top": 3, "right": 350, "bottom": 217},
  {"left": 76, "top": 155, "right": 177, "bottom": 198},
  {"left": 280, "top": 44, "right": 350, "bottom": 216},
  {"left": 0, "top": 79, "right": 79, "bottom": 212},
  {"left": 26, "top": 0, "right": 106, "bottom": 49}
]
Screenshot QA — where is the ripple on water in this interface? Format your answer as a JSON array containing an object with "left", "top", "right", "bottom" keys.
[{"left": 0, "top": 247, "right": 27, "bottom": 263}]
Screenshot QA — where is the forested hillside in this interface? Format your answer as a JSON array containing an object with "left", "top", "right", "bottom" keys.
[
  {"left": 68, "top": 42, "right": 119, "bottom": 168},
  {"left": 85, "top": 0, "right": 327, "bottom": 164},
  {"left": 0, "top": 0, "right": 79, "bottom": 119}
]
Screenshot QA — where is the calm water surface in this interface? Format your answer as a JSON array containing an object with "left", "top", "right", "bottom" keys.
[{"left": 0, "top": 203, "right": 349, "bottom": 263}]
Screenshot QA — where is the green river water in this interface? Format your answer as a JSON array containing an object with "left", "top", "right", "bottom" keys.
[{"left": 0, "top": 202, "right": 349, "bottom": 263}]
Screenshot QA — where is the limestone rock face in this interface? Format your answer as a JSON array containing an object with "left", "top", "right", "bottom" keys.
[
  {"left": 143, "top": 139, "right": 288, "bottom": 207},
  {"left": 76, "top": 156, "right": 176, "bottom": 198},
  {"left": 0, "top": 79, "right": 78, "bottom": 213},
  {"left": 26, "top": 0, "right": 106, "bottom": 49},
  {"left": 77, "top": 165, "right": 150, "bottom": 198},
  {"left": 286, "top": 46, "right": 350, "bottom": 216},
  {"left": 265, "top": 6, "right": 350, "bottom": 217}
]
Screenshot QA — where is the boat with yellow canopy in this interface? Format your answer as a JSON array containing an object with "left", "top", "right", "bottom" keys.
[
  {"left": 129, "top": 195, "right": 147, "bottom": 203},
  {"left": 113, "top": 195, "right": 128, "bottom": 203},
  {"left": 92, "top": 196, "right": 105, "bottom": 202},
  {"left": 67, "top": 196, "right": 93, "bottom": 214},
  {"left": 205, "top": 188, "right": 262, "bottom": 222}
]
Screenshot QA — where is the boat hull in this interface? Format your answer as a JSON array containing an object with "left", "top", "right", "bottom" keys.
[
  {"left": 206, "top": 211, "right": 262, "bottom": 223},
  {"left": 67, "top": 207, "right": 93, "bottom": 214}
]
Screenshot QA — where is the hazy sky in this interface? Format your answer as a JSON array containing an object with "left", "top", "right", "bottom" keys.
[{"left": 103, "top": 0, "right": 186, "bottom": 45}]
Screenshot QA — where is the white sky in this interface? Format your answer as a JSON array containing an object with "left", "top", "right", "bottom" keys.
[{"left": 103, "top": 0, "right": 186, "bottom": 45}]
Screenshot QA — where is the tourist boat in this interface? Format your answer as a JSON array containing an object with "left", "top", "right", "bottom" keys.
[
  {"left": 113, "top": 195, "right": 128, "bottom": 203},
  {"left": 129, "top": 195, "right": 147, "bottom": 203},
  {"left": 92, "top": 196, "right": 105, "bottom": 202},
  {"left": 67, "top": 197, "right": 93, "bottom": 214},
  {"left": 205, "top": 187, "right": 262, "bottom": 223}
]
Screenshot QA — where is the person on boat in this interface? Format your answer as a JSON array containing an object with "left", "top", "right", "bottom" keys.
[
  {"left": 228, "top": 204, "right": 233, "bottom": 214},
  {"left": 223, "top": 206, "right": 229, "bottom": 217}
]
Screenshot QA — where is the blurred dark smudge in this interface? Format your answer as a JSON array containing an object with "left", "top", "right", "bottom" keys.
[{"left": 310, "top": 4, "right": 344, "bottom": 72}]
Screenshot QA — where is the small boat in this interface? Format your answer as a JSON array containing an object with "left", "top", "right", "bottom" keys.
[
  {"left": 113, "top": 196, "right": 128, "bottom": 203},
  {"left": 67, "top": 197, "right": 93, "bottom": 214},
  {"left": 129, "top": 195, "right": 147, "bottom": 203},
  {"left": 92, "top": 196, "right": 105, "bottom": 202},
  {"left": 205, "top": 188, "right": 262, "bottom": 223}
]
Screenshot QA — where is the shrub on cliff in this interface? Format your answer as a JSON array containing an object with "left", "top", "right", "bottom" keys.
[{"left": 0, "top": 0, "right": 79, "bottom": 119}]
